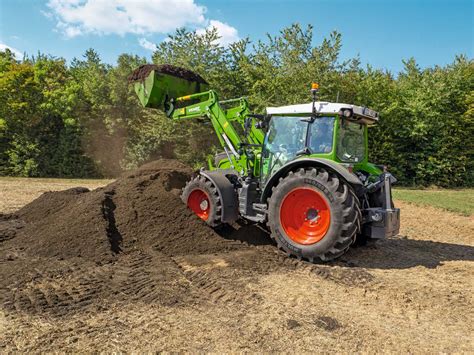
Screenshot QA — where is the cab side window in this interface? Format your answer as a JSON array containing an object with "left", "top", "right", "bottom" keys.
[
  {"left": 337, "top": 120, "right": 365, "bottom": 162},
  {"left": 308, "top": 116, "right": 335, "bottom": 153}
]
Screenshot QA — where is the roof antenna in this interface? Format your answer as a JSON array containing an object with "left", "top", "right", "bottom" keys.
[
  {"left": 311, "top": 82, "right": 319, "bottom": 116},
  {"left": 336, "top": 91, "right": 340, "bottom": 103}
]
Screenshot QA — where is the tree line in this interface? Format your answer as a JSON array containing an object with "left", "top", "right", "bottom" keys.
[{"left": 0, "top": 24, "right": 472, "bottom": 186}]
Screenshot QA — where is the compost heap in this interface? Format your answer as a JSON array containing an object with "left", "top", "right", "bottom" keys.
[
  {"left": 0, "top": 159, "right": 272, "bottom": 317},
  {"left": 128, "top": 64, "right": 208, "bottom": 84}
]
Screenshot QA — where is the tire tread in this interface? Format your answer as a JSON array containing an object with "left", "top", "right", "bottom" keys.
[{"left": 267, "top": 167, "right": 361, "bottom": 262}]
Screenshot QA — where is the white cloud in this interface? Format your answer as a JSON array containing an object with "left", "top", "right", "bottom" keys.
[
  {"left": 61, "top": 23, "right": 83, "bottom": 37},
  {"left": 138, "top": 38, "right": 157, "bottom": 52},
  {"left": 0, "top": 43, "right": 22, "bottom": 58},
  {"left": 40, "top": 9, "right": 54, "bottom": 19},
  {"left": 46, "top": 0, "right": 207, "bottom": 38},
  {"left": 196, "top": 20, "right": 239, "bottom": 46},
  {"left": 44, "top": 0, "right": 240, "bottom": 47}
]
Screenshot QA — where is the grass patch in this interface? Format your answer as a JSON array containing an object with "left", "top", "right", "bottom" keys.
[{"left": 393, "top": 188, "right": 474, "bottom": 216}]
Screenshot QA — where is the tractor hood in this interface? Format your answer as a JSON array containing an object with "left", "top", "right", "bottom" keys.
[{"left": 266, "top": 102, "right": 379, "bottom": 125}]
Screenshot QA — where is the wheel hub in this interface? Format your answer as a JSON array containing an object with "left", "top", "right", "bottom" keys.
[
  {"left": 279, "top": 187, "right": 331, "bottom": 245},
  {"left": 306, "top": 208, "right": 320, "bottom": 223},
  {"left": 187, "top": 189, "right": 211, "bottom": 221},
  {"left": 199, "top": 199, "right": 209, "bottom": 211}
]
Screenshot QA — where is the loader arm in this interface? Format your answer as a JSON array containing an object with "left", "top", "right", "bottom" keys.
[
  {"left": 218, "top": 97, "right": 265, "bottom": 146},
  {"left": 169, "top": 90, "right": 262, "bottom": 172},
  {"left": 129, "top": 64, "right": 264, "bottom": 174}
]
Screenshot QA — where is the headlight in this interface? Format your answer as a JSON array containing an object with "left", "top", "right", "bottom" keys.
[{"left": 338, "top": 108, "right": 353, "bottom": 118}]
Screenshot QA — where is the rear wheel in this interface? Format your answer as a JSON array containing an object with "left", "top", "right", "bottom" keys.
[
  {"left": 181, "top": 175, "right": 222, "bottom": 227},
  {"left": 267, "top": 168, "right": 361, "bottom": 262}
]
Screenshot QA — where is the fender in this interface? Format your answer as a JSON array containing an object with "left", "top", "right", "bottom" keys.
[
  {"left": 261, "top": 158, "right": 364, "bottom": 202},
  {"left": 200, "top": 169, "right": 239, "bottom": 224}
]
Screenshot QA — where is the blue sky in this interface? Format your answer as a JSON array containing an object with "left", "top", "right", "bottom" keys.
[{"left": 0, "top": 0, "right": 472, "bottom": 73}]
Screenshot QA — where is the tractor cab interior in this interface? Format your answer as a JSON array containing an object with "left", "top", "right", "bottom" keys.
[
  {"left": 261, "top": 115, "right": 337, "bottom": 179},
  {"left": 337, "top": 120, "right": 366, "bottom": 163}
]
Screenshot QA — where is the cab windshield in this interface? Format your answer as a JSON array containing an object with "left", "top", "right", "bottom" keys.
[{"left": 262, "top": 116, "right": 335, "bottom": 179}]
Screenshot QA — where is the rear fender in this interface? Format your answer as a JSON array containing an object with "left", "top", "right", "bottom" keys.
[
  {"left": 200, "top": 169, "right": 239, "bottom": 224},
  {"left": 261, "top": 158, "right": 364, "bottom": 203}
]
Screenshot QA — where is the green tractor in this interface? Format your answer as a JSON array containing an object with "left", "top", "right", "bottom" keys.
[{"left": 130, "top": 64, "right": 400, "bottom": 262}]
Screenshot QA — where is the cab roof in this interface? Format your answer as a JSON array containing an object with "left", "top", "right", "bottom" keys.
[{"left": 266, "top": 102, "right": 379, "bottom": 125}]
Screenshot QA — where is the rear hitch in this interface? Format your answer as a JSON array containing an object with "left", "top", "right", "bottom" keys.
[{"left": 362, "top": 172, "right": 400, "bottom": 239}]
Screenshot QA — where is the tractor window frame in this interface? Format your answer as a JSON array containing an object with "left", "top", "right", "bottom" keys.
[
  {"left": 261, "top": 116, "right": 308, "bottom": 181},
  {"left": 336, "top": 119, "right": 366, "bottom": 163},
  {"left": 307, "top": 116, "right": 336, "bottom": 154}
]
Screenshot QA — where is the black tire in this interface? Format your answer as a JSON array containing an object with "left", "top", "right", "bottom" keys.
[
  {"left": 267, "top": 167, "right": 361, "bottom": 262},
  {"left": 181, "top": 175, "right": 222, "bottom": 227}
]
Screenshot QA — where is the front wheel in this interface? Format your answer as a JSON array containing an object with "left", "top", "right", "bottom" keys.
[
  {"left": 181, "top": 175, "right": 222, "bottom": 227},
  {"left": 267, "top": 168, "right": 361, "bottom": 262}
]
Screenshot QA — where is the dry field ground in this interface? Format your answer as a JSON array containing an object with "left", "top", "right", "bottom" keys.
[
  {"left": 0, "top": 176, "right": 473, "bottom": 352},
  {"left": 0, "top": 177, "right": 114, "bottom": 214}
]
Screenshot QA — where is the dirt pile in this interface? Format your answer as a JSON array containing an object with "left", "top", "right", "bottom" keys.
[
  {"left": 128, "top": 64, "right": 208, "bottom": 84},
  {"left": 9, "top": 159, "right": 242, "bottom": 262},
  {"left": 0, "top": 159, "right": 258, "bottom": 317}
]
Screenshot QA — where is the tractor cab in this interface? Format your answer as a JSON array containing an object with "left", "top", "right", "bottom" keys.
[{"left": 262, "top": 101, "right": 379, "bottom": 182}]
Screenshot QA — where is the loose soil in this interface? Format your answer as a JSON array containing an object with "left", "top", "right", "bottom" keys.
[
  {"left": 128, "top": 64, "right": 208, "bottom": 84},
  {"left": 0, "top": 160, "right": 473, "bottom": 352}
]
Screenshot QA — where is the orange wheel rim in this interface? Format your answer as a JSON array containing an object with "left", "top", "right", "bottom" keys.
[
  {"left": 187, "top": 189, "right": 210, "bottom": 221},
  {"left": 280, "top": 187, "right": 331, "bottom": 245}
]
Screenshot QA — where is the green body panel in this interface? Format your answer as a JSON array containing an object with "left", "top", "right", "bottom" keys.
[{"left": 133, "top": 70, "right": 209, "bottom": 110}]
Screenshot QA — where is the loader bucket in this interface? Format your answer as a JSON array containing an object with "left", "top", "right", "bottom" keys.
[{"left": 128, "top": 64, "right": 209, "bottom": 110}]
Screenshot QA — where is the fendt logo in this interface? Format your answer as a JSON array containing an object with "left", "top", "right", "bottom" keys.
[{"left": 188, "top": 107, "right": 201, "bottom": 113}]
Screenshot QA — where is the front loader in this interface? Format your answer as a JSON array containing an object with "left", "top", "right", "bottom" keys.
[{"left": 129, "top": 64, "right": 400, "bottom": 262}]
